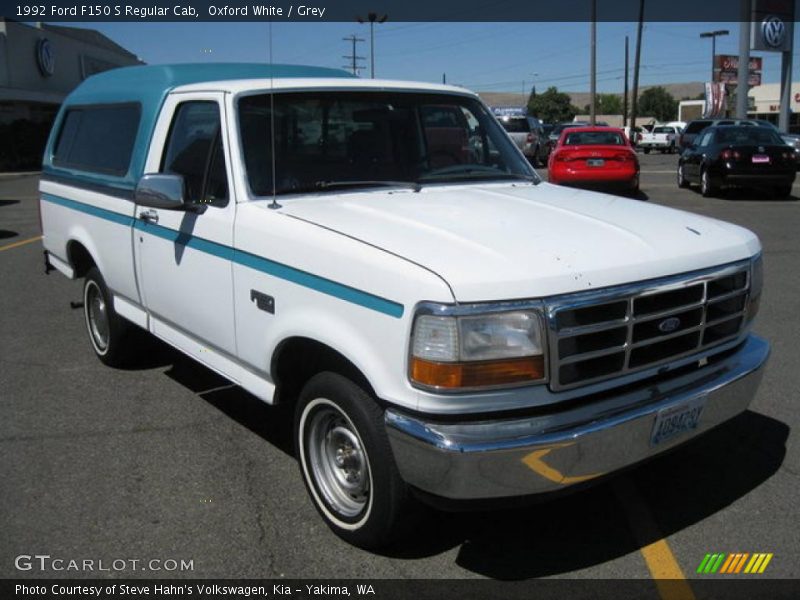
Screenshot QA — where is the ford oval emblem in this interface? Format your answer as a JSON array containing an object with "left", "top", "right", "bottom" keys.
[{"left": 658, "top": 317, "right": 681, "bottom": 333}]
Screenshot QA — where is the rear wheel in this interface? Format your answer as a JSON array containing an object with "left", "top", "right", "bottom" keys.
[
  {"left": 677, "top": 163, "right": 690, "bottom": 188},
  {"left": 643, "top": 148, "right": 651, "bottom": 155},
  {"left": 700, "top": 168, "right": 716, "bottom": 197},
  {"left": 295, "top": 372, "right": 410, "bottom": 549},
  {"left": 83, "top": 267, "right": 133, "bottom": 366},
  {"left": 774, "top": 184, "right": 793, "bottom": 198}
]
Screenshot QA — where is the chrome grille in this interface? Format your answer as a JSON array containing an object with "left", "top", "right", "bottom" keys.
[{"left": 547, "top": 262, "right": 751, "bottom": 391}]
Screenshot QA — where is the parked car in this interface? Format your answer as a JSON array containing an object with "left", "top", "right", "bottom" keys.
[
  {"left": 40, "top": 63, "right": 769, "bottom": 549},
  {"left": 639, "top": 125, "right": 681, "bottom": 154},
  {"left": 677, "top": 124, "right": 796, "bottom": 196},
  {"left": 544, "top": 122, "right": 586, "bottom": 158},
  {"left": 548, "top": 126, "right": 640, "bottom": 193},
  {"left": 780, "top": 133, "right": 800, "bottom": 169},
  {"left": 678, "top": 118, "right": 779, "bottom": 152},
  {"left": 492, "top": 109, "right": 546, "bottom": 165}
]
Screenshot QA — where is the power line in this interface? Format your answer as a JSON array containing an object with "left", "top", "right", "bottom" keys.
[{"left": 342, "top": 34, "right": 365, "bottom": 76}]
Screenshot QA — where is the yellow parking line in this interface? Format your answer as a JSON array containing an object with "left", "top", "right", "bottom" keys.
[
  {"left": 0, "top": 235, "right": 42, "bottom": 252},
  {"left": 614, "top": 478, "right": 696, "bottom": 600}
]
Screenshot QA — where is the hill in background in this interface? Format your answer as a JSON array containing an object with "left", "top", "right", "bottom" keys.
[{"left": 478, "top": 82, "right": 705, "bottom": 112}]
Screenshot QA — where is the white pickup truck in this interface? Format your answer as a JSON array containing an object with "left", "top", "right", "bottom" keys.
[
  {"left": 40, "top": 64, "right": 769, "bottom": 549},
  {"left": 639, "top": 125, "right": 681, "bottom": 154}
]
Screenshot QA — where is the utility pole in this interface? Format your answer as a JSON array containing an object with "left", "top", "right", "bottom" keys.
[
  {"left": 342, "top": 34, "right": 365, "bottom": 76},
  {"left": 736, "top": 0, "right": 751, "bottom": 118},
  {"left": 623, "top": 35, "right": 629, "bottom": 129},
  {"left": 630, "top": 0, "right": 644, "bottom": 133},
  {"left": 589, "top": 0, "right": 596, "bottom": 125},
  {"left": 357, "top": 12, "right": 388, "bottom": 79}
]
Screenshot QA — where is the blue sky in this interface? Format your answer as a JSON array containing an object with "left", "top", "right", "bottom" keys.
[{"left": 69, "top": 21, "right": 799, "bottom": 96}]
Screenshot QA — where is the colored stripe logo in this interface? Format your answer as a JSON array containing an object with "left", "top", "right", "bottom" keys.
[
  {"left": 696, "top": 553, "right": 773, "bottom": 574},
  {"left": 41, "top": 193, "right": 404, "bottom": 318}
]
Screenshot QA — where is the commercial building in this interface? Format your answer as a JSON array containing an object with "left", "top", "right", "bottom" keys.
[{"left": 0, "top": 18, "right": 143, "bottom": 170}]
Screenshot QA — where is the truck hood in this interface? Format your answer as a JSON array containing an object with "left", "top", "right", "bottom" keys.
[{"left": 275, "top": 182, "right": 760, "bottom": 301}]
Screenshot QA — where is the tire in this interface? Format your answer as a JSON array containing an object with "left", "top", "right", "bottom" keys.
[
  {"left": 295, "top": 372, "right": 410, "bottom": 549},
  {"left": 643, "top": 148, "right": 651, "bottom": 154},
  {"left": 83, "top": 267, "right": 133, "bottom": 367},
  {"left": 774, "top": 184, "right": 793, "bottom": 198},
  {"left": 677, "top": 163, "right": 690, "bottom": 188},
  {"left": 700, "top": 168, "right": 716, "bottom": 197}
]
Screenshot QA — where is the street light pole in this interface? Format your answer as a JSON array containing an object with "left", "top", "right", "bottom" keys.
[
  {"left": 357, "top": 12, "right": 388, "bottom": 79},
  {"left": 700, "top": 29, "right": 729, "bottom": 83}
]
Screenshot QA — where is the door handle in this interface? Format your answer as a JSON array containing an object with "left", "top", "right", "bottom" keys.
[{"left": 138, "top": 209, "right": 159, "bottom": 224}]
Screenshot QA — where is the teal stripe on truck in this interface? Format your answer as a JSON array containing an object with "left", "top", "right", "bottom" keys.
[{"left": 40, "top": 193, "right": 404, "bottom": 319}]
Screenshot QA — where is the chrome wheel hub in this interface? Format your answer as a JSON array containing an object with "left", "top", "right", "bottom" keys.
[
  {"left": 86, "top": 282, "right": 109, "bottom": 351},
  {"left": 307, "top": 406, "right": 369, "bottom": 517}
]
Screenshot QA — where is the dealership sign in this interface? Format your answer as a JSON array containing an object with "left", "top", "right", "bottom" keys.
[
  {"left": 714, "top": 54, "right": 762, "bottom": 86},
  {"left": 751, "top": 0, "right": 794, "bottom": 52}
]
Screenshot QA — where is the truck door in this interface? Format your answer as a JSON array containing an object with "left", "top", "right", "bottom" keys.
[{"left": 134, "top": 93, "right": 237, "bottom": 356}]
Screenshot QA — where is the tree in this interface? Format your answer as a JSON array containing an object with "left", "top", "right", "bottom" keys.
[
  {"left": 528, "top": 86, "right": 580, "bottom": 123},
  {"left": 587, "top": 93, "right": 624, "bottom": 115},
  {"left": 638, "top": 86, "right": 678, "bottom": 122}
]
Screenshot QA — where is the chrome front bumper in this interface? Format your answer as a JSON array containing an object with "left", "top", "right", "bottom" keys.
[{"left": 385, "top": 334, "right": 770, "bottom": 500}]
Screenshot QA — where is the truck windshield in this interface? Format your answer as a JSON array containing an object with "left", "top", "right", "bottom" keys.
[{"left": 237, "top": 91, "right": 538, "bottom": 196}]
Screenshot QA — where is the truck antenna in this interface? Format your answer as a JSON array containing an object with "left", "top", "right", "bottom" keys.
[{"left": 268, "top": 19, "right": 281, "bottom": 210}]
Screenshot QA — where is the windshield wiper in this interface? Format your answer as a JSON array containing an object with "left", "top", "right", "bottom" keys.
[
  {"left": 315, "top": 180, "right": 421, "bottom": 192},
  {"left": 418, "top": 169, "right": 539, "bottom": 184}
]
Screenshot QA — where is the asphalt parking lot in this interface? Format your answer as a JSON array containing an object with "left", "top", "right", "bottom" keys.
[{"left": 1, "top": 154, "right": 798, "bottom": 591}]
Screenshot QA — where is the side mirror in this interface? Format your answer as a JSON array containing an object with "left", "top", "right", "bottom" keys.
[{"left": 135, "top": 174, "right": 190, "bottom": 210}]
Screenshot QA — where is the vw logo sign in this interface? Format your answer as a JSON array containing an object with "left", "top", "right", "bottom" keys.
[
  {"left": 36, "top": 38, "right": 55, "bottom": 77},
  {"left": 658, "top": 317, "right": 681, "bottom": 334},
  {"left": 762, "top": 16, "right": 786, "bottom": 49}
]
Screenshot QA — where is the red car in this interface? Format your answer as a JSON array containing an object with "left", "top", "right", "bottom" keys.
[{"left": 547, "top": 126, "right": 640, "bottom": 193}]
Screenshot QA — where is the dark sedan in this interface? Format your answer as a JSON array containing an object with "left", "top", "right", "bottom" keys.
[{"left": 677, "top": 125, "right": 796, "bottom": 197}]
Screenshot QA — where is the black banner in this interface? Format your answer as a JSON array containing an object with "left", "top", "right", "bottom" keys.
[
  {"left": 3, "top": 579, "right": 800, "bottom": 600},
  {"left": 3, "top": 0, "right": 798, "bottom": 22}
]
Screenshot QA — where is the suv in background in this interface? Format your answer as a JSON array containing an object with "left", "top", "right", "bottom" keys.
[
  {"left": 679, "top": 118, "right": 778, "bottom": 152},
  {"left": 492, "top": 108, "right": 543, "bottom": 165}
]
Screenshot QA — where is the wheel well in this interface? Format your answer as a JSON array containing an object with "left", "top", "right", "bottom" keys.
[
  {"left": 66, "top": 241, "right": 96, "bottom": 278},
  {"left": 271, "top": 338, "right": 374, "bottom": 407}
]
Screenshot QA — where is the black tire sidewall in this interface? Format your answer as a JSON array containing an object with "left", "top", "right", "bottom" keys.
[
  {"left": 83, "top": 267, "right": 128, "bottom": 366},
  {"left": 294, "top": 372, "right": 407, "bottom": 548}
]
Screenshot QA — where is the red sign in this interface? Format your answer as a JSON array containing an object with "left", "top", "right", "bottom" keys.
[
  {"left": 714, "top": 55, "right": 763, "bottom": 71},
  {"left": 717, "top": 71, "right": 762, "bottom": 86}
]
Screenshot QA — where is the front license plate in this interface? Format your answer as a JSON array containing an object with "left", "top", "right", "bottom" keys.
[
  {"left": 587, "top": 159, "right": 605, "bottom": 167},
  {"left": 650, "top": 396, "right": 706, "bottom": 446},
  {"left": 752, "top": 154, "right": 770, "bottom": 164}
]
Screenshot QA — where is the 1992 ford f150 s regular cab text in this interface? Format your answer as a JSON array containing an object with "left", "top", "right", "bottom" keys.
[{"left": 39, "top": 64, "right": 769, "bottom": 548}]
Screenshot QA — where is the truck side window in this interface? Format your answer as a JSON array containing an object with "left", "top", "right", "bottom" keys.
[
  {"left": 53, "top": 104, "right": 140, "bottom": 175},
  {"left": 161, "top": 101, "right": 228, "bottom": 207}
]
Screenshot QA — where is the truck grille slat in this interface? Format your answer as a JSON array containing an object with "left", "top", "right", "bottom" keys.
[{"left": 547, "top": 262, "right": 751, "bottom": 391}]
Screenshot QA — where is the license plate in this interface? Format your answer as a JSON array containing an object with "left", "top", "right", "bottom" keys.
[
  {"left": 587, "top": 159, "right": 605, "bottom": 167},
  {"left": 650, "top": 396, "right": 706, "bottom": 446},
  {"left": 752, "top": 155, "right": 770, "bottom": 164}
]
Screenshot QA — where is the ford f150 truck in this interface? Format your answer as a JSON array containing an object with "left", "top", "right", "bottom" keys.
[
  {"left": 639, "top": 125, "right": 681, "bottom": 154},
  {"left": 40, "top": 64, "right": 769, "bottom": 549}
]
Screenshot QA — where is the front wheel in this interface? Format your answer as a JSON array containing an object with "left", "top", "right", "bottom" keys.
[
  {"left": 83, "top": 267, "right": 134, "bottom": 366},
  {"left": 295, "top": 372, "right": 410, "bottom": 549}
]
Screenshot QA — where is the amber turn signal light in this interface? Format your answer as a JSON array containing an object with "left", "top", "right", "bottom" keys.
[{"left": 410, "top": 356, "right": 545, "bottom": 389}]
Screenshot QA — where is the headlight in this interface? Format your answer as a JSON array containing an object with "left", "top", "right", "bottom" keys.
[
  {"left": 746, "top": 254, "right": 763, "bottom": 323},
  {"left": 410, "top": 304, "right": 547, "bottom": 391}
]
